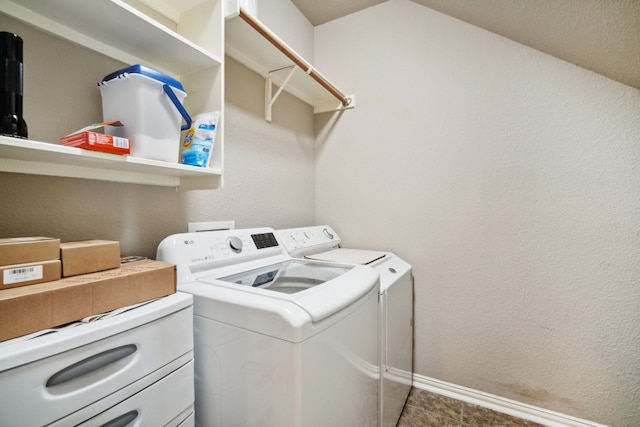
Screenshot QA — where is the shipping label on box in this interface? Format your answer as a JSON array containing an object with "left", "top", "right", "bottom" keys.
[
  {"left": 59, "top": 121, "right": 130, "bottom": 155},
  {"left": 0, "top": 237, "right": 60, "bottom": 267},
  {"left": 1, "top": 260, "right": 61, "bottom": 289},
  {"left": 60, "top": 240, "right": 121, "bottom": 277},
  {"left": 0, "top": 259, "right": 176, "bottom": 342}
]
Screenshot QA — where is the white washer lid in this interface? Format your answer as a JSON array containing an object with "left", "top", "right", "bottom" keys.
[{"left": 189, "top": 263, "right": 379, "bottom": 341}]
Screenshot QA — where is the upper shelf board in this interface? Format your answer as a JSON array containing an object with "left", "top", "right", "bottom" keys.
[{"left": 0, "top": 0, "right": 222, "bottom": 77}]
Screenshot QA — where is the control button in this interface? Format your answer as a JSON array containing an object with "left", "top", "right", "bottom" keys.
[
  {"left": 228, "top": 236, "right": 243, "bottom": 253},
  {"left": 323, "top": 228, "right": 335, "bottom": 239}
]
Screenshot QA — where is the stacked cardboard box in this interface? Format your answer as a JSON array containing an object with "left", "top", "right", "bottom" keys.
[
  {"left": 60, "top": 240, "right": 121, "bottom": 277},
  {"left": 0, "top": 238, "right": 176, "bottom": 342},
  {"left": 0, "top": 259, "right": 176, "bottom": 342},
  {"left": 0, "top": 237, "right": 61, "bottom": 289}
]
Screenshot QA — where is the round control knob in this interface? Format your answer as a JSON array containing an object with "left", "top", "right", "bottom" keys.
[
  {"left": 323, "top": 228, "right": 335, "bottom": 239},
  {"left": 228, "top": 236, "right": 243, "bottom": 253}
]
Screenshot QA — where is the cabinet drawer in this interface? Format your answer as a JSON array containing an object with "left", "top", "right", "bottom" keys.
[
  {"left": 73, "top": 360, "right": 194, "bottom": 427},
  {"left": 0, "top": 307, "right": 192, "bottom": 426}
]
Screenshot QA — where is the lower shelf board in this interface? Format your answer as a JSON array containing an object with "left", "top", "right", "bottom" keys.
[{"left": 0, "top": 135, "right": 222, "bottom": 189}]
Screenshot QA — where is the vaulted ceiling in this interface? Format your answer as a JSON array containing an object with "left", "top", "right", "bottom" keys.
[{"left": 290, "top": 0, "right": 640, "bottom": 90}]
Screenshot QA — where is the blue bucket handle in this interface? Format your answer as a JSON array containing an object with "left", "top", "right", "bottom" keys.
[{"left": 162, "top": 84, "right": 192, "bottom": 131}]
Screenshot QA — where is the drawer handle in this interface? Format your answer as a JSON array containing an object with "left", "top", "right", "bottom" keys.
[
  {"left": 99, "top": 410, "right": 139, "bottom": 427},
  {"left": 46, "top": 345, "right": 137, "bottom": 388}
]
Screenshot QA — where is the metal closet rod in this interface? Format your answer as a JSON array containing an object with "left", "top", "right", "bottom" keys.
[{"left": 238, "top": 8, "right": 351, "bottom": 107}]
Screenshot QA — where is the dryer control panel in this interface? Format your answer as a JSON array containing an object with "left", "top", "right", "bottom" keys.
[{"left": 276, "top": 225, "right": 341, "bottom": 258}]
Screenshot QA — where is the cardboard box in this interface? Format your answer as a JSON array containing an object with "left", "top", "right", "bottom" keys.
[
  {"left": 60, "top": 240, "right": 121, "bottom": 277},
  {"left": 0, "top": 260, "right": 176, "bottom": 342},
  {"left": 1, "top": 260, "right": 61, "bottom": 290},
  {"left": 0, "top": 237, "right": 60, "bottom": 267},
  {"left": 59, "top": 121, "right": 130, "bottom": 155}
]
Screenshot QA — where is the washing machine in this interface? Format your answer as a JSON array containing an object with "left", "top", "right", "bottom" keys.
[
  {"left": 156, "top": 227, "right": 380, "bottom": 427},
  {"left": 276, "top": 225, "right": 414, "bottom": 427},
  {"left": 0, "top": 292, "right": 194, "bottom": 426}
]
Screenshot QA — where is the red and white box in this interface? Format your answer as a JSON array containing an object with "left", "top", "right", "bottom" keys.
[{"left": 60, "top": 121, "right": 130, "bottom": 155}]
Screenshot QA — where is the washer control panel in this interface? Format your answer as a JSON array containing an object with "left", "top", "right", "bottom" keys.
[{"left": 157, "top": 228, "right": 282, "bottom": 282}]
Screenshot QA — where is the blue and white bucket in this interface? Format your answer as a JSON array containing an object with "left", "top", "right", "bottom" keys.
[{"left": 98, "top": 65, "right": 191, "bottom": 163}]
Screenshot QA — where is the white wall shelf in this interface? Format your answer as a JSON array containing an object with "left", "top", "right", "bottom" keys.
[
  {"left": 0, "top": 0, "right": 224, "bottom": 190},
  {"left": 0, "top": 136, "right": 221, "bottom": 189},
  {"left": 224, "top": 7, "right": 355, "bottom": 120}
]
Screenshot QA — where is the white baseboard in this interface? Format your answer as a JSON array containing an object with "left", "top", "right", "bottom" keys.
[{"left": 411, "top": 373, "right": 609, "bottom": 427}]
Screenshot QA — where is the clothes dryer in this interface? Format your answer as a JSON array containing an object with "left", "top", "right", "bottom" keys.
[
  {"left": 276, "top": 225, "right": 414, "bottom": 427},
  {"left": 157, "top": 227, "right": 379, "bottom": 427}
]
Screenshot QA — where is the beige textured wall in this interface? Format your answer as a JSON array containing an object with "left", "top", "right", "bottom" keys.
[
  {"left": 0, "top": 15, "right": 315, "bottom": 258},
  {"left": 313, "top": 1, "right": 640, "bottom": 426}
]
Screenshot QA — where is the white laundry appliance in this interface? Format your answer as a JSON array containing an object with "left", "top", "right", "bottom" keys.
[
  {"left": 156, "top": 227, "right": 380, "bottom": 427},
  {"left": 276, "top": 225, "right": 414, "bottom": 427},
  {"left": 0, "top": 292, "right": 194, "bottom": 426}
]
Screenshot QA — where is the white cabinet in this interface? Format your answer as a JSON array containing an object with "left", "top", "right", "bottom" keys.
[
  {"left": 0, "top": 0, "right": 224, "bottom": 190},
  {"left": 0, "top": 293, "right": 195, "bottom": 426}
]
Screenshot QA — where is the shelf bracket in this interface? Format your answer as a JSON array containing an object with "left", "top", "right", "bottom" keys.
[
  {"left": 265, "top": 65, "right": 299, "bottom": 122},
  {"left": 237, "top": 7, "right": 354, "bottom": 121}
]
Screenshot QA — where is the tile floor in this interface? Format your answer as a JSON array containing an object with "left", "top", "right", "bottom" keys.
[{"left": 397, "top": 388, "right": 545, "bottom": 427}]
